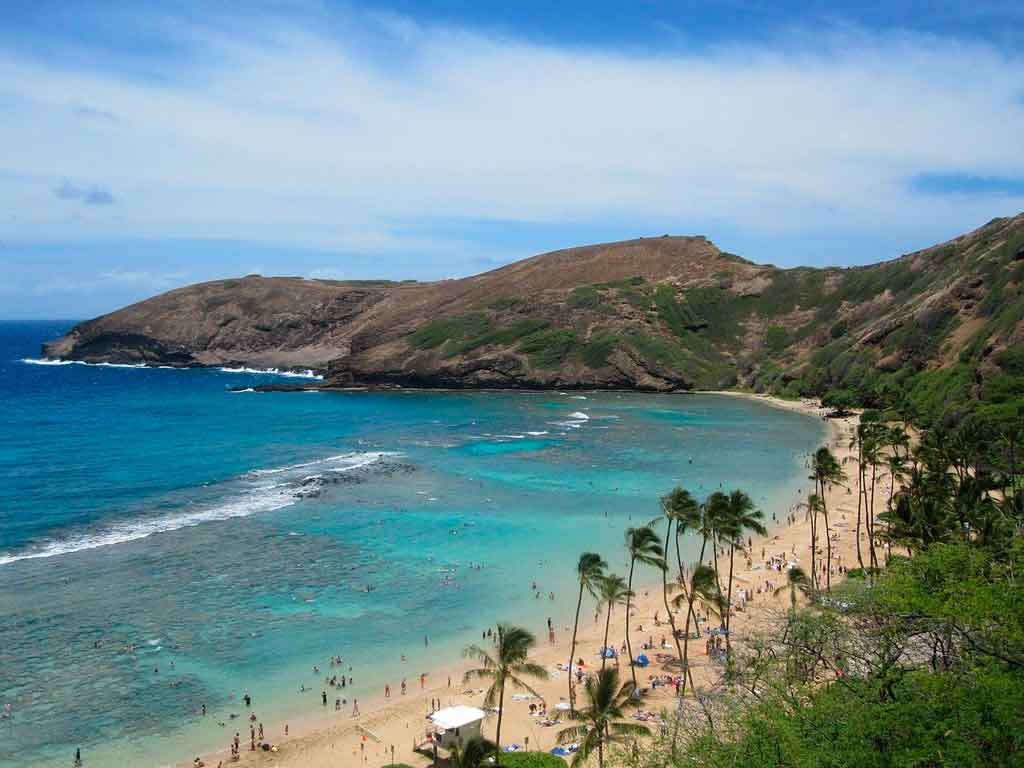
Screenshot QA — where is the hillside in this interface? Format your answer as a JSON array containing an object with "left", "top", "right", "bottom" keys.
[{"left": 43, "top": 214, "right": 1024, "bottom": 420}]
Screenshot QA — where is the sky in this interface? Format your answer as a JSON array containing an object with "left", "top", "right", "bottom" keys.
[{"left": 1, "top": 1, "right": 1023, "bottom": 319}]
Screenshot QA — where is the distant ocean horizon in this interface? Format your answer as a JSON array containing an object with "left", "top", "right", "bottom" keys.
[{"left": 0, "top": 320, "right": 826, "bottom": 767}]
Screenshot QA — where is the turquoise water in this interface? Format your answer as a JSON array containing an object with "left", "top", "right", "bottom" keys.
[{"left": 0, "top": 321, "right": 825, "bottom": 767}]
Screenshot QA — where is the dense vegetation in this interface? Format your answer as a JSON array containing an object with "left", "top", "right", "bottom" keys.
[{"left": 605, "top": 395, "right": 1024, "bottom": 767}]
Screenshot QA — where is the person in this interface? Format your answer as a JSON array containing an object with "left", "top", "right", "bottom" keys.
[
  {"left": 74, "top": 748, "right": 82, "bottom": 767},
  {"left": 322, "top": 690, "right": 327, "bottom": 706},
  {"left": 401, "top": 679, "right": 407, "bottom": 695},
  {"left": 258, "top": 723, "right": 263, "bottom": 741},
  {"left": 385, "top": 684, "right": 390, "bottom": 698},
  {"left": 352, "top": 698, "right": 360, "bottom": 716}
]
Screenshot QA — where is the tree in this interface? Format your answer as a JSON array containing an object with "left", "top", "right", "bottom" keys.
[
  {"left": 448, "top": 736, "right": 498, "bottom": 768},
  {"left": 664, "top": 487, "right": 703, "bottom": 631},
  {"left": 568, "top": 552, "right": 606, "bottom": 711},
  {"left": 557, "top": 667, "right": 650, "bottom": 768},
  {"left": 721, "top": 490, "right": 766, "bottom": 649},
  {"left": 810, "top": 446, "right": 846, "bottom": 590},
  {"left": 672, "top": 563, "right": 720, "bottom": 697},
  {"left": 783, "top": 566, "right": 811, "bottom": 614},
  {"left": 624, "top": 526, "right": 665, "bottom": 687},
  {"left": 462, "top": 625, "right": 547, "bottom": 758},
  {"left": 596, "top": 574, "right": 632, "bottom": 671}
]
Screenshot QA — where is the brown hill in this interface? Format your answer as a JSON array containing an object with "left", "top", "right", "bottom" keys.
[{"left": 43, "top": 215, "right": 1024, "bottom": 403}]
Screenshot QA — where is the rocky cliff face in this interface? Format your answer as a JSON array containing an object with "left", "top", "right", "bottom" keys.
[{"left": 43, "top": 214, "right": 1024, "bottom": 397}]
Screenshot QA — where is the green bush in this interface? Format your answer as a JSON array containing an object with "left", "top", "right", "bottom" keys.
[
  {"left": 567, "top": 285, "right": 605, "bottom": 310},
  {"left": 765, "top": 325, "right": 791, "bottom": 354},
  {"left": 580, "top": 332, "right": 619, "bottom": 368},
  {"left": 518, "top": 329, "right": 578, "bottom": 368},
  {"left": 408, "top": 314, "right": 491, "bottom": 350},
  {"left": 498, "top": 753, "right": 566, "bottom": 767}
]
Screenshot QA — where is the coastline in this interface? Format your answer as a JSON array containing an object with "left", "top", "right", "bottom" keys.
[{"left": 182, "top": 392, "right": 859, "bottom": 768}]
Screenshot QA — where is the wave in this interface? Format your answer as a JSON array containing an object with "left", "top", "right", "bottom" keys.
[
  {"left": 217, "top": 366, "right": 323, "bottom": 380},
  {"left": 21, "top": 358, "right": 147, "bottom": 369},
  {"left": 21, "top": 358, "right": 324, "bottom": 379},
  {"left": 568, "top": 411, "right": 590, "bottom": 420},
  {"left": 247, "top": 451, "right": 396, "bottom": 477},
  {"left": 0, "top": 451, "right": 395, "bottom": 567},
  {"left": 0, "top": 486, "right": 296, "bottom": 566}
]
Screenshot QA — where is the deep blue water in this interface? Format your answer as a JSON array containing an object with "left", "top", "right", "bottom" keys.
[{"left": 0, "top": 321, "right": 825, "bottom": 767}]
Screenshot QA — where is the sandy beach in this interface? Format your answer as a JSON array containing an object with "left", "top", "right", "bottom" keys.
[{"left": 184, "top": 394, "right": 865, "bottom": 768}]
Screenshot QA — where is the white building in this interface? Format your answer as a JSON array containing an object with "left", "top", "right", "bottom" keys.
[{"left": 429, "top": 705, "right": 487, "bottom": 750}]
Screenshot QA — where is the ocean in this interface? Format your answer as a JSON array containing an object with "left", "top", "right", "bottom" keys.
[{"left": 0, "top": 320, "right": 826, "bottom": 767}]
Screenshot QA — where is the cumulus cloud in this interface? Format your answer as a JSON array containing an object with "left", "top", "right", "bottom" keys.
[
  {"left": 4, "top": 8, "right": 1023, "bottom": 261},
  {"left": 53, "top": 179, "right": 116, "bottom": 205}
]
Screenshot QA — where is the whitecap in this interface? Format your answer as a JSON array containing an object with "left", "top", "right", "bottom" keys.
[
  {"left": 568, "top": 411, "right": 590, "bottom": 420},
  {"left": 525, "top": 431, "right": 549, "bottom": 436},
  {"left": 249, "top": 451, "right": 396, "bottom": 477},
  {"left": 21, "top": 358, "right": 147, "bottom": 369},
  {"left": 217, "top": 366, "right": 323, "bottom": 380},
  {"left": 230, "top": 388, "right": 255, "bottom": 393},
  {"left": 0, "top": 485, "right": 297, "bottom": 566}
]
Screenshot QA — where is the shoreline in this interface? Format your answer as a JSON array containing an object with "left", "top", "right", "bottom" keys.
[{"left": 181, "top": 392, "right": 855, "bottom": 768}]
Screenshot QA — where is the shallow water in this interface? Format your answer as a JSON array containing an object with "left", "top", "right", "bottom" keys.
[{"left": 0, "top": 321, "right": 825, "bottom": 767}]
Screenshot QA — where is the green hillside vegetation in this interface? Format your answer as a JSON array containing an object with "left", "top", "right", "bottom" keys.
[{"left": 608, "top": 394, "right": 1024, "bottom": 768}]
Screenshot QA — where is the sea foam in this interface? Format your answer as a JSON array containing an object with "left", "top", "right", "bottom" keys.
[{"left": 0, "top": 451, "right": 394, "bottom": 566}]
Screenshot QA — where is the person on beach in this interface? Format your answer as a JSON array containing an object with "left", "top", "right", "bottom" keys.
[
  {"left": 401, "top": 679, "right": 407, "bottom": 695},
  {"left": 74, "top": 748, "right": 82, "bottom": 767},
  {"left": 322, "top": 690, "right": 327, "bottom": 706},
  {"left": 258, "top": 723, "right": 263, "bottom": 741},
  {"left": 352, "top": 698, "right": 360, "bottom": 716},
  {"left": 385, "top": 684, "right": 390, "bottom": 698}
]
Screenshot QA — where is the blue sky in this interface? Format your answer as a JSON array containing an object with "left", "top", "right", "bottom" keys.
[{"left": 1, "top": 0, "right": 1023, "bottom": 318}]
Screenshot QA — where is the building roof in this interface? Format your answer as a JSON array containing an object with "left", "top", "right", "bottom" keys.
[{"left": 430, "top": 705, "right": 487, "bottom": 730}]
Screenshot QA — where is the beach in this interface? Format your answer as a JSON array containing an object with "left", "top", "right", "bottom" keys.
[{"left": 183, "top": 394, "right": 865, "bottom": 768}]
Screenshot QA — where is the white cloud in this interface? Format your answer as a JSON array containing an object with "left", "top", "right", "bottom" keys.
[{"left": 0, "top": 11, "right": 1022, "bottom": 254}]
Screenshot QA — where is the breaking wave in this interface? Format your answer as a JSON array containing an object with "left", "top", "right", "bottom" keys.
[{"left": 0, "top": 451, "right": 396, "bottom": 566}]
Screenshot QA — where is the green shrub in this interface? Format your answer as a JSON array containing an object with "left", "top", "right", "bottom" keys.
[
  {"left": 498, "top": 753, "right": 566, "bottom": 767},
  {"left": 518, "top": 329, "right": 578, "bottom": 368},
  {"left": 653, "top": 284, "right": 706, "bottom": 336},
  {"left": 580, "top": 332, "right": 619, "bottom": 368},
  {"left": 567, "top": 285, "right": 605, "bottom": 309},
  {"left": 765, "top": 325, "right": 791, "bottom": 354},
  {"left": 408, "top": 314, "right": 491, "bottom": 350}
]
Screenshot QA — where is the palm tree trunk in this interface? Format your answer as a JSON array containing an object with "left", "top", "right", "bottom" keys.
[
  {"left": 625, "top": 556, "right": 637, "bottom": 689},
  {"left": 868, "top": 462, "right": 878, "bottom": 569},
  {"left": 661, "top": 519, "right": 685, "bottom": 690},
  {"left": 823, "top": 504, "right": 833, "bottom": 592},
  {"left": 809, "top": 492, "right": 818, "bottom": 591},
  {"left": 495, "top": 677, "right": 505, "bottom": 761},
  {"left": 601, "top": 604, "right": 613, "bottom": 671},
  {"left": 568, "top": 583, "right": 584, "bottom": 710},
  {"left": 855, "top": 440, "right": 865, "bottom": 570},
  {"left": 725, "top": 543, "right": 735, "bottom": 652},
  {"left": 675, "top": 533, "right": 700, "bottom": 638},
  {"left": 679, "top": 535, "right": 707, "bottom": 700}
]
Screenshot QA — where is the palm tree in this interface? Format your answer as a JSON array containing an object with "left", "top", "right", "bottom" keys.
[
  {"left": 703, "top": 492, "right": 731, "bottom": 596},
  {"left": 666, "top": 488, "right": 704, "bottom": 637},
  {"left": 557, "top": 667, "right": 650, "bottom": 768},
  {"left": 624, "top": 526, "right": 665, "bottom": 687},
  {"left": 657, "top": 495, "right": 686, "bottom": 682},
  {"left": 569, "top": 552, "right": 607, "bottom": 710},
  {"left": 810, "top": 447, "right": 846, "bottom": 590},
  {"left": 596, "top": 574, "right": 632, "bottom": 670},
  {"left": 782, "top": 566, "right": 810, "bottom": 614},
  {"left": 449, "top": 736, "right": 498, "bottom": 768},
  {"left": 462, "top": 624, "right": 547, "bottom": 758},
  {"left": 721, "top": 490, "right": 766, "bottom": 648},
  {"left": 671, "top": 563, "right": 718, "bottom": 697}
]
